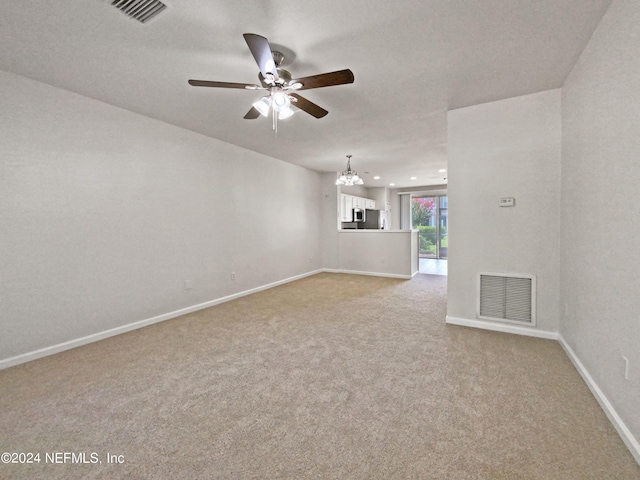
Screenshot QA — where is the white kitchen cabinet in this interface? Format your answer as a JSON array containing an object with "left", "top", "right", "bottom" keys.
[
  {"left": 340, "top": 194, "right": 376, "bottom": 223},
  {"left": 340, "top": 194, "right": 354, "bottom": 222}
]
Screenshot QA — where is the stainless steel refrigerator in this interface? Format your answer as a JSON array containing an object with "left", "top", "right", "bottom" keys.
[{"left": 362, "top": 209, "right": 389, "bottom": 229}]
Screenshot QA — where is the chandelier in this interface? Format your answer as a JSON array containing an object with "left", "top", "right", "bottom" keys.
[{"left": 335, "top": 155, "right": 364, "bottom": 186}]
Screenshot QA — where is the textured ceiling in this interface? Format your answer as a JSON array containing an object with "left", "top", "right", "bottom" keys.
[{"left": 0, "top": 0, "right": 611, "bottom": 188}]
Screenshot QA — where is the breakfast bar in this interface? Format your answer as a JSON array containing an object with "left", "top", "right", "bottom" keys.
[{"left": 338, "top": 229, "right": 419, "bottom": 279}]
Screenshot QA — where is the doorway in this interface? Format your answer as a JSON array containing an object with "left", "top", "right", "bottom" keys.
[{"left": 412, "top": 195, "right": 448, "bottom": 275}]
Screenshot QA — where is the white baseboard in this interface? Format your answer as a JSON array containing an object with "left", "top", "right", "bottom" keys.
[
  {"left": 0, "top": 269, "right": 324, "bottom": 370},
  {"left": 327, "top": 268, "right": 413, "bottom": 279},
  {"left": 321, "top": 268, "right": 341, "bottom": 274},
  {"left": 558, "top": 335, "right": 640, "bottom": 465},
  {"left": 445, "top": 315, "right": 558, "bottom": 340}
]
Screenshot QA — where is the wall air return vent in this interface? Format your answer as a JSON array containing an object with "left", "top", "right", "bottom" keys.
[
  {"left": 477, "top": 273, "right": 536, "bottom": 326},
  {"left": 106, "top": 0, "right": 167, "bottom": 24}
]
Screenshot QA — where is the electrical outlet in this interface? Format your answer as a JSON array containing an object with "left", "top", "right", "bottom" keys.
[
  {"left": 231, "top": 272, "right": 236, "bottom": 281},
  {"left": 622, "top": 356, "right": 629, "bottom": 380},
  {"left": 381, "top": 257, "right": 385, "bottom": 264},
  {"left": 184, "top": 280, "right": 192, "bottom": 290}
]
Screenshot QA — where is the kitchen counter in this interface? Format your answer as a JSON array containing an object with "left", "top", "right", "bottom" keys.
[{"left": 337, "top": 229, "right": 419, "bottom": 278}]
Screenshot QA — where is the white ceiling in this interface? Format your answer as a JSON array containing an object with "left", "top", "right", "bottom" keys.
[{"left": 0, "top": 0, "right": 611, "bottom": 188}]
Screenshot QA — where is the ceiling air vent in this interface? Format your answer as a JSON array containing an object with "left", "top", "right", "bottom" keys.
[
  {"left": 477, "top": 273, "right": 536, "bottom": 326},
  {"left": 107, "top": 0, "right": 167, "bottom": 24}
]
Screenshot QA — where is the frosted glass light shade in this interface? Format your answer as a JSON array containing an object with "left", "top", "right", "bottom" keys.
[
  {"left": 272, "top": 92, "right": 291, "bottom": 112},
  {"left": 278, "top": 107, "right": 294, "bottom": 120},
  {"left": 253, "top": 97, "right": 271, "bottom": 116}
]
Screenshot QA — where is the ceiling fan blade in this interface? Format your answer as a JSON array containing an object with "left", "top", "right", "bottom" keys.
[
  {"left": 290, "top": 69, "right": 354, "bottom": 91},
  {"left": 290, "top": 93, "right": 328, "bottom": 118},
  {"left": 243, "top": 107, "right": 261, "bottom": 119},
  {"left": 188, "top": 80, "right": 261, "bottom": 89},
  {"left": 243, "top": 33, "right": 280, "bottom": 81}
]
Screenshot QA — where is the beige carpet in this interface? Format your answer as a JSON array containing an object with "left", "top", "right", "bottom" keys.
[{"left": 1, "top": 273, "right": 639, "bottom": 479}]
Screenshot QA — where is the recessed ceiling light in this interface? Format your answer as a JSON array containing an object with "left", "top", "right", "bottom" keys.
[
  {"left": 438, "top": 169, "right": 447, "bottom": 173},
  {"left": 410, "top": 176, "right": 417, "bottom": 180},
  {"left": 389, "top": 183, "right": 395, "bottom": 186},
  {"left": 373, "top": 176, "right": 380, "bottom": 180}
]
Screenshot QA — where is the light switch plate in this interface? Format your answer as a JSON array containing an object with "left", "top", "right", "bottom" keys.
[{"left": 500, "top": 197, "right": 515, "bottom": 207}]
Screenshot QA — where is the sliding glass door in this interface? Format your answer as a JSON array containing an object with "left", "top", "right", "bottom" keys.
[
  {"left": 412, "top": 195, "right": 447, "bottom": 259},
  {"left": 438, "top": 196, "right": 447, "bottom": 259}
]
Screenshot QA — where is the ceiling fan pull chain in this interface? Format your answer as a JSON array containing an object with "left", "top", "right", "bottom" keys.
[{"left": 273, "top": 108, "right": 277, "bottom": 135}]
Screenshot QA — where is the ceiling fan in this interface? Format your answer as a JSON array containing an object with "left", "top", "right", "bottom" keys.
[{"left": 188, "top": 33, "right": 354, "bottom": 127}]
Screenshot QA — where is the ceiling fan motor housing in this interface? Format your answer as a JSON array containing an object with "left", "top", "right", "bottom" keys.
[{"left": 259, "top": 68, "right": 292, "bottom": 87}]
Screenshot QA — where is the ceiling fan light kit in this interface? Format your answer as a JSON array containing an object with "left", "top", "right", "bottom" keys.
[
  {"left": 188, "top": 33, "right": 354, "bottom": 132},
  {"left": 335, "top": 155, "right": 364, "bottom": 186},
  {"left": 252, "top": 97, "right": 271, "bottom": 117}
]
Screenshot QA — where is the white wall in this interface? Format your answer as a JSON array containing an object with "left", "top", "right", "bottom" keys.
[
  {"left": 321, "top": 172, "right": 340, "bottom": 270},
  {"left": 0, "top": 70, "right": 322, "bottom": 363},
  {"left": 338, "top": 184, "right": 369, "bottom": 199},
  {"left": 389, "top": 190, "right": 401, "bottom": 230},
  {"left": 560, "top": 0, "right": 640, "bottom": 445},
  {"left": 338, "top": 230, "right": 418, "bottom": 278},
  {"left": 446, "top": 89, "right": 562, "bottom": 334}
]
